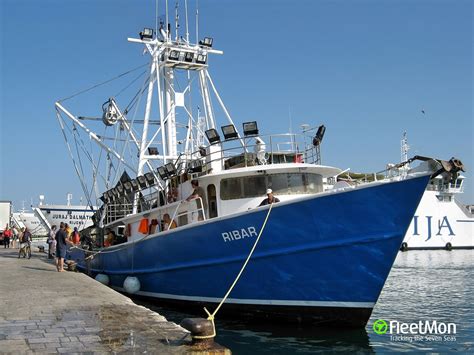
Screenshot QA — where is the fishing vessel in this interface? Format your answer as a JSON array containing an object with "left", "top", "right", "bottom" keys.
[
  {"left": 57, "top": 3, "right": 460, "bottom": 326},
  {"left": 33, "top": 194, "right": 96, "bottom": 232},
  {"left": 396, "top": 133, "right": 473, "bottom": 250}
]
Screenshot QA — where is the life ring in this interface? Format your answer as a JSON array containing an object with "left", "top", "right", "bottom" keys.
[
  {"left": 400, "top": 242, "right": 408, "bottom": 252},
  {"left": 445, "top": 242, "right": 453, "bottom": 251}
]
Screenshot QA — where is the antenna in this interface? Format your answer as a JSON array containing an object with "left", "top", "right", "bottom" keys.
[
  {"left": 165, "top": 0, "right": 169, "bottom": 41},
  {"left": 175, "top": 1, "right": 179, "bottom": 41},
  {"left": 401, "top": 131, "right": 409, "bottom": 163},
  {"left": 184, "top": 0, "right": 190, "bottom": 43},
  {"left": 155, "top": 0, "right": 159, "bottom": 38},
  {"left": 196, "top": 0, "right": 199, "bottom": 44}
]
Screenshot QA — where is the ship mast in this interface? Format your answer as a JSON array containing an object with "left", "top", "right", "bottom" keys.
[{"left": 129, "top": 0, "right": 227, "bottom": 181}]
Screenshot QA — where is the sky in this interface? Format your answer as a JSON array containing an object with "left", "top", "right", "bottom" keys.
[{"left": 0, "top": 0, "right": 472, "bottom": 210}]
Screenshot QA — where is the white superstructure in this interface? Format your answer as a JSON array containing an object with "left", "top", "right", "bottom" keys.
[
  {"left": 398, "top": 133, "right": 473, "bottom": 250},
  {"left": 12, "top": 210, "right": 48, "bottom": 236},
  {"left": 402, "top": 175, "right": 474, "bottom": 250},
  {"left": 33, "top": 195, "right": 96, "bottom": 232}
]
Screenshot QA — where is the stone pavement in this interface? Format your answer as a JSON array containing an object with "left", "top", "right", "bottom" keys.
[{"left": 0, "top": 248, "right": 228, "bottom": 354}]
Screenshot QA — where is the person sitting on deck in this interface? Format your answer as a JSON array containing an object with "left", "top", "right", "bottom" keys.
[
  {"left": 163, "top": 214, "right": 177, "bottom": 230},
  {"left": 104, "top": 230, "right": 116, "bottom": 247},
  {"left": 259, "top": 189, "right": 280, "bottom": 207},
  {"left": 186, "top": 179, "right": 207, "bottom": 220}
]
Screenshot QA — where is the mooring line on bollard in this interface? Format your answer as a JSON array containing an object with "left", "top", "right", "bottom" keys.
[{"left": 193, "top": 203, "right": 275, "bottom": 340}]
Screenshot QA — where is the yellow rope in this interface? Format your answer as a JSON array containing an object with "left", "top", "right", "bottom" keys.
[{"left": 193, "top": 203, "right": 274, "bottom": 339}]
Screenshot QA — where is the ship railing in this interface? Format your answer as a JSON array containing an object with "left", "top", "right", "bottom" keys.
[
  {"left": 185, "top": 133, "right": 321, "bottom": 173},
  {"left": 103, "top": 195, "right": 206, "bottom": 231}
]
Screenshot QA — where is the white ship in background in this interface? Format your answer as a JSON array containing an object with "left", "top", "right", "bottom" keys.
[
  {"left": 33, "top": 194, "right": 96, "bottom": 232},
  {"left": 395, "top": 133, "right": 473, "bottom": 250},
  {"left": 11, "top": 202, "right": 48, "bottom": 237}
]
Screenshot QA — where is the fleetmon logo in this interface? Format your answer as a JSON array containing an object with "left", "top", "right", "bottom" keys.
[{"left": 373, "top": 319, "right": 388, "bottom": 334}]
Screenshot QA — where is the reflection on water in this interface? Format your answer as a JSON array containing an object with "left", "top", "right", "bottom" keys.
[{"left": 136, "top": 250, "right": 473, "bottom": 354}]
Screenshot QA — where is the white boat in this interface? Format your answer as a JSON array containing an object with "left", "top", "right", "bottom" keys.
[
  {"left": 12, "top": 202, "right": 48, "bottom": 237},
  {"left": 397, "top": 134, "right": 473, "bottom": 250},
  {"left": 33, "top": 194, "right": 96, "bottom": 232}
]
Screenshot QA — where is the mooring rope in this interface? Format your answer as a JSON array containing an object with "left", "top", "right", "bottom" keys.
[{"left": 194, "top": 203, "right": 274, "bottom": 339}]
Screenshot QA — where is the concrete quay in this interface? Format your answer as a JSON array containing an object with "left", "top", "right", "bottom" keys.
[{"left": 0, "top": 248, "right": 229, "bottom": 354}]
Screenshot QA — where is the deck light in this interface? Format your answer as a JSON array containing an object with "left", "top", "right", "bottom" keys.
[
  {"left": 139, "top": 28, "right": 154, "bottom": 40},
  {"left": 313, "top": 125, "right": 326, "bottom": 146},
  {"left": 187, "top": 159, "right": 203, "bottom": 173},
  {"left": 137, "top": 175, "right": 147, "bottom": 189},
  {"left": 199, "top": 37, "right": 213, "bottom": 47},
  {"left": 117, "top": 185, "right": 124, "bottom": 194},
  {"left": 243, "top": 121, "right": 259, "bottom": 136},
  {"left": 165, "top": 162, "right": 177, "bottom": 177},
  {"left": 184, "top": 52, "right": 194, "bottom": 62},
  {"left": 198, "top": 146, "right": 207, "bottom": 157},
  {"left": 157, "top": 166, "right": 167, "bottom": 180},
  {"left": 205, "top": 128, "right": 221, "bottom": 144},
  {"left": 144, "top": 172, "right": 156, "bottom": 185},
  {"left": 130, "top": 179, "right": 140, "bottom": 192},
  {"left": 123, "top": 181, "right": 132, "bottom": 192},
  {"left": 112, "top": 187, "right": 121, "bottom": 198},
  {"left": 221, "top": 124, "right": 238, "bottom": 140},
  {"left": 196, "top": 53, "right": 207, "bottom": 64},
  {"left": 148, "top": 147, "right": 159, "bottom": 155},
  {"left": 169, "top": 50, "right": 180, "bottom": 61}
]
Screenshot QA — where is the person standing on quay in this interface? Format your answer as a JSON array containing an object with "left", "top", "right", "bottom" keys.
[
  {"left": 47, "top": 225, "right": 57, "bottom": 259},
  {"left": 3, "top": 225, "right": 12, "bottom": 248},
  {"left": 56, "top": 222, "right": 72, "bottom": 272}
]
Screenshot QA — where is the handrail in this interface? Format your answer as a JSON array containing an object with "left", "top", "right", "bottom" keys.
[{"left": 167, "top": 200, "right": 182, "bottom": 231}]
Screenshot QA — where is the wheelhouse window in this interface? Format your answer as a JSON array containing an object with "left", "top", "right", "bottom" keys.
[{"left": 220, "top": 173, "right": 323, "bottom": 200}]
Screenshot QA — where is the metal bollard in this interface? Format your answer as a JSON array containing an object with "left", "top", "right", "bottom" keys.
[{"left": 180, "top": 318, "right": 215, "bottom": 347}]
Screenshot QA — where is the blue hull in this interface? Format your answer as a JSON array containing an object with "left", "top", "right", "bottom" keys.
[{"left": 71, "top": 175, "right": 429, "bottom": 325}]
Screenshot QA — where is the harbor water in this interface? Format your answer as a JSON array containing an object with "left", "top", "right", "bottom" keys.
[{"left": 137, "top": 250, "right": 473, "bottom": 353}]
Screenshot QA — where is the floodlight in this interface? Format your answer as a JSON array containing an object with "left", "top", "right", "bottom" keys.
[
  {"left": 313, "top": 125, "right": 326, "bottom": 146},
  {"left": 196, "top": 54, "right": 207, "bottom": 64},
  {"left": 140, "top": 28, "right": 154, "bottom": 40},
  {"left": 117, "top": 185, "right": 124, "bottom": 194},
  {"left": 243, "top": 121, "right": 259, "bottom": 136},
  {"left": 184, "top": 52, "right": 194, "bottom": 62},
  {"left": 123, "top": 181, "right": 132, "bottom": 192},
  {"left": 199, "top": 37, "right": 213, "bottom": 47},
  {"left": 137, "top": 175, "right": 147, "bottom": 189},
  {"left": 144, "top": 172, "right": 156, "bottom": 185},
  {"left": 188, "top": 159, "right": 203, "bottom": 173},
  {"left": 205, "top": 128, "right": 221, "bottom": 144},
  {"left": 148, "top": 147, "right": 159, "bottom": 155},
  {"left": 112, "top": 187, "right": 120, "bottom": 197},
  {"left": 169, "top": 50, "right": 180, "bottom": 61},
  {"left": 165, "top": 162, "right": 177, "bottom": 176},
  {"left": 157, "top": 166, "right": 167, "bottom": 180},
  {"left": 130, "top": 179, "right": 140, "bottom": 192},
  {"left": 221, "top": 124, "right": 238, "bottom": 140},
  {"left": 107, "top": 190, "right": 114, "bottom": 200}
]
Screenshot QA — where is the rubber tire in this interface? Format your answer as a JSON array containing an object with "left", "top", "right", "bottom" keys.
[
  {"left": 400, "top": 242, "right": 408, "bottom": 252},
  {"left": 445, "top": 242, "right": 452, "bottom": 251}
]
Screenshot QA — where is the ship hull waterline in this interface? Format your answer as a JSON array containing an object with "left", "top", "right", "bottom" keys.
[{"left": 69, "top": 174, "right": 430, "bottom": 326}]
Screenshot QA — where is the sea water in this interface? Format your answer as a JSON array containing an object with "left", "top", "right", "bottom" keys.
[{"left": 138, "top": 250, "right": 473, "bottom": 354}]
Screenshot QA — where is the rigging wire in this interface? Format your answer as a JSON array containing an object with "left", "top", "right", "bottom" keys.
[{"left": 58, "top": 63, "right": 149, "bottom": 103}]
